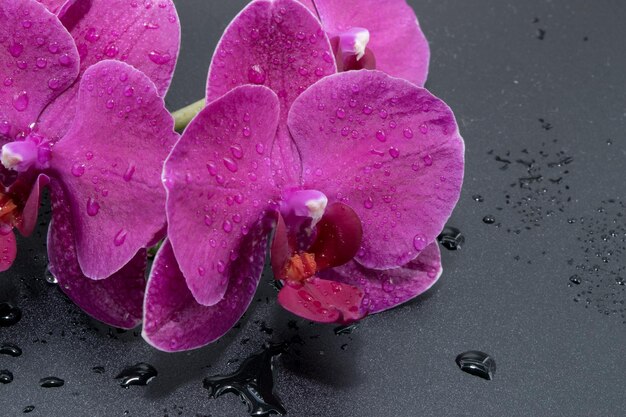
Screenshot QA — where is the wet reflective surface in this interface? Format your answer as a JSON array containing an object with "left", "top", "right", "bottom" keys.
[
  {"left": 0, "top": 0, "right": 625, "bottom": 415},
  {"left": 455, "top": 351, "right": 496, "bottom": 380}
]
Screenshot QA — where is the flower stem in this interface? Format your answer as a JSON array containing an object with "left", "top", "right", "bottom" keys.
[{"left": 172, "top": 98, "right": 205, "bottom": 132}]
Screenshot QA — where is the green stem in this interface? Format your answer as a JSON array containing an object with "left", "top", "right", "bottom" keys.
[{"left": 172, "top": 98, "right": 205, "bottom": 132}]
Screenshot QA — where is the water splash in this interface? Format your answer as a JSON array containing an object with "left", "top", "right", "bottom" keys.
[{"left": 203, "top": 343, "right": 288, "bottom": 416}]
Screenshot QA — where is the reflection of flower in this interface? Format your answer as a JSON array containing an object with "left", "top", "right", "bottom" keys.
[
  {"left": 0, "top": 0, "right": 180, "bottom": 328},
  {"left": 143, "top": 68, "right": 464, "bottom": 351}
]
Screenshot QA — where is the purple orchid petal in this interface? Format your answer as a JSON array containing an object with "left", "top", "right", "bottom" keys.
[
  {"left": 320, "top": 241, "right": 442, "bottom": 314},
  {"left": 308, "top": 202, "right": 362, "bottom": 270},
  {"left": 270, "top": 213, "right": 291, "bottom": 280},
  {"left": 164, "top": 85, "right": 279, "bottom": 306},
  {"left": 48, "top": 60, "right": 177, "bottom": 280},
  {"left": 0, "top": 229, "right": 17, "bottom": 272},
  {"left": 38, "top": 0, "right": 180, "bottom": 140},
  {"left": 47, "top": 180, "right": 145, "bottom": 329},
  {"left": 312, "top": 0, "right": 430, "bottom": 86},
  {"left": 206, "top": 0, "right": 336, "bottom": 188},
  {"left": 0, "top": 0, "right": 80, "bottom": 141},
  {"left": 277, "top": 276, "right": 365, "bottom": 324},
  {"left": 143, "top": 233, "right": 268, "bottom": 352},
  {"left": 36, "top": 0, "right": 69, "bottom": 14},
  {"left": 288, "top": 70, "right": 464, "bottom": 270},
  {"left": 15, "top": 173, "right": 49, "bottom": 236}
]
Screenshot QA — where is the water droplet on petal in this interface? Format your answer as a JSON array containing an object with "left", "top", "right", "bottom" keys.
[
  {"left": 389, "top": 147, "right": 400, "bottom": 158},
  {"left": 223, "top": 157, "right": 238, "bottom": 173},
  {"left": 123, "top": 164, "right": 136, "bottom": 182},
  {"left": 12, "top": 91, "right": 28, "bottom": 112},
  {"left": 86, "top": 198, "right": 100, "bottom": 216},
  {"left": 222, "top": 220, "right": 233, "bottom": 233},
  {"left": 71, "top": 163, "right": 85, "bottom": 177},
  {"left": 247, "top": 65, "right": 266, "bottom": 84},
  {"left": 423, "top": 154, "right": 433, "bottom": 166},
  {"left": 413, "top": 235, "right": 427, "bottom": 251},
  {"left": 148, "top": 50, "right": 171, "bottom": 65},
  {"left": 114, "top": 229, "right": 128, "bottom": 246},
  {"left": 364, "top": 197, "right": 374, "bottom": 209},
  {"left": 403, "top": 128, "right": 414, "bottom": 138},
  {"left": 375, "top": 130, "right": 386, "bottom": 142}
]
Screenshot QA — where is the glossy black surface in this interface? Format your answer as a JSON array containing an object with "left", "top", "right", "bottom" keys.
[{"left": 1, "top": 0, "right": 626, "bottom": 416}]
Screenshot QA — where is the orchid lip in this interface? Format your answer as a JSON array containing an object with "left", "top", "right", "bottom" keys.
[
  {"left": 0, "top": 133, "right": 50, "bottom": 173},
  {"left": 279, "top": 189, "right": 328, "bottom": 230},
  {"left": 338, "top": 27, "right": 370, "bottom": 61}
]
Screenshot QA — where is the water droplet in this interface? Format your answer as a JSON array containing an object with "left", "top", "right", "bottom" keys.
[
  {"left": 223, "top": 220, "right": 233, "bottom": 233},
  {"left": 36, "top": 57, "right": 47, "bottom": 69},
  {"left": 379, "top": 109, "right": 388, "bottom": 119},
  {"left": 0, "top": 303, "right": 21, "bottom": 327},
  {"left": 230, "top": 144, "right": 244, "bottom": 159},
  {"left": 423, "top": 154, "right": 433, "bottom": 166},
  {"left": 0, "top": 370, "right": 13, "bottom": 384},
  {"left": 472, "top": 194, "right": 484, "bottom": 202},
  {"left": 12, "top": 91, "right": 28, "bottom": 112},
  {"left": 455, "top": 351, "right": 496, "bottom": 380},
  {"left": 255, "top": 143, "right": 265, "bottom": 155},
  {"left": 363, "top": 197, "right": 374, "bottom": 209},
  {"left": 71, "top": 163, "right": 85, "bottom": 177},
  {"left": 0, "top": 343, "right": 22, "bottom": 357},
  {"left": 144, "top": 22, "right": 160, "bottom": 29},
  {"left": 9, "top": 42, "right": 23, "bottom": 58},
  {"left": 482, "top": 215, "right": 495, "bottom": 224},
  {"left": 123, "top": 86, "right": 135, "bottom": 97},
  {"left": 105, "top": 44, "right": 119, "bottom": 57},
  {"left": 115, "top": 363, "right": 157, "bottom": 387},
  {"left": 23, "top": 406, "right": 35, "bottom": 413},
  {"left": 403, "top": 128, "right": 414, "bottom": 138},
  {"left": 419, "top": 123, "right": 428, "bottom": 134},
  {"left": 336, "top": 108, "right": 346, "bottom": 119},
  {"left": 48, "top": 78, "right": 61, "bottom": 90},
  {"left": 223, "top": 157, "right": 238, "bottom": 173},
  {"left": 375, "top": 130, "right": 386, "bottom": 142},
  {"left": 203, "top": 343, "right": 287, "bottom": 416},
  {"left": 362, "top": 105, "right": 373, "bottom": 115},
  {"left": 114, "top": 229, "right": 128, "bottom": 246},
  {"left": 242, "top": 126, "right": 251, "bottom": 137},
  {"left": 85, "top": 27, "right": 100, "bottom": 42},
  {"left": 86, "top": 198, "right": 100, "bottom": 216},
  {"left": 40, "top": 376, "right": 64, "bottom": 388},
  {"left": 437, "top": 227, "right": 464, "bottom": 250},
  {"left": 298, "top": 66, "right": 309, "bottom": 76},
  {"left": 48, "top": 42, "right": 60, "bottom": 54},
  {"left": 58, "top": 53, "right": 73, "bottom": 66},
  {"left": 123, "top": 164, "right": 136, "bottom": 182},
  {"left": 148, "top": 50, "right": 171, "bottom": 65},
  {"left": 569, "top": 275, "right": 581, "bottom": 285},
  {"left": 413, "top": 235, "right": 427, "bottom": 251},
  {"left": 389, "top": 147, "right": 400, "bottom": 158}
]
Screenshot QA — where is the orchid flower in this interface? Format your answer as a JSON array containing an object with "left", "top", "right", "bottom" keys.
[
  {"left": 0, "top": 0, "right": 180, "bottom": 328},
  {"left": 143, "top": 71, "right": 463, "bottom": 352},
  {"left": 298, "top": 0, "right": 430, "bottom": 86}
]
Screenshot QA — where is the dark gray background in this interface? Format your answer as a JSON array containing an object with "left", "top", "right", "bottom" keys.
[{"left": 1, "top": 0, "right": 625, "bottom": 416}]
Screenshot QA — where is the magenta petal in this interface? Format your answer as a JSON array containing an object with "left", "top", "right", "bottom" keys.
[
  {"left": 36, "top": 0, "right": 68, "bottom": 14},
  {"left": 313, "top": 0, "right": 430, "bottom": 86},
  {"left": 277, "top": 277, "right": 365, "bottom": 324},
  {"left": 164, "top": 85, "right": 279, "bottom": 306},
  {"left": 0, "top": 229, "right": 17, "bottom": 272},
  {"left": 289, "top": 71, "right": 464, "bottom": 269},
  {"left": 16, "top": 173, "right": 49, "bottom": 236},
  {"left": 270, "top": 214, "right": 292, "bottom": 280},
  {"left": 38, "top": 0, "right": 180, "bottom": 140},
  {"left": 0, "top": 0, "right": 79, "bottom": 140},
  {"left": 206, "top": 0, "right": 336, "bottom": 187},
  {"left": 47, "top": 180, "right": 144, "bottom": 329},
  {"left": 320, "top": 242, "right": 442, "bottom": 315},
  {"left": 143, "top": 234, "right": 267, "bottom": 352},
  {"left": 48, "top": 60, "right": 177, "bottom": 280}
]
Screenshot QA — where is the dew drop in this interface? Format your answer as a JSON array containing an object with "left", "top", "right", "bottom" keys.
[
  {"left": 255, "top": 143, "right": 265, "bottom": 155},
  {"left": 223, "top": 220, "right": 233, "bottom": 233},
  {"left": 375, "top": 130, "right": 386, "bottom": 142},
  {"left": 115, "top": 363, "right": 157, "bottom": 387},
  {"left": 482, "top": 215, "right": 496, "bottom": 224},
  {"left": 223, "top": 157, "right": 238, "bottom": 173},
  {"left": 86, "top": 198, "right": 100, "bottom": 216},
  {"left": 336, "top": 108, "right": 346, "bottom": 119},
  {"left": 403, "top": 128, "right": 414, "bottom": 138},
  {"left": 71, "top": 162, "right": 85, "bottom": 177},
  {"left": 0, "top": 370, "right": 13, "bottom": 384},
  {"left": 9, "top": 42, "right": 23, "bottom": 58},
  {"left": 48, "top": 78, "right": 61, "bottom": 90},
  {"left": 114, "top": 229, "right": 128, "bottom": 246},
  {"left": 12, "top": 91, "right": 29, "bottom": 112},
  {"left": 105, "top": 44, "right": 119, "bottom": 57},
  {"left": 0, "top": 303, "right": 22, "bottom": 327},
  {"left": 123, "top": 164, "right": 136, "bottom": 182},
  {"left": 40, "top": 376, "right": 64, "bottom": 388},
  {"left": 455, "top": 351, "right": 496, "bottom": 380},
  {"left": 230, "top": 144, "right": 244, "bottom": 159},
  {"left": 423, "top": 154, "right": 433, "bottom": 166},
  {"left": 389, "top": 147, "right": 400, "bottom": 158},
  {"left": 413, "top": 235, "right": 427, "bottom": 251},
  {"left": 363, "top": 197, "right": 374, "bottom": 209},
  {"left": 437, "top": 227, "right": 464, "bottom": 250},
  {"left": 0, "top": 343, "right": 22, "bottom": 357},
  {"left": 148, "top": 50, "right": 171, "bottom": 65}
]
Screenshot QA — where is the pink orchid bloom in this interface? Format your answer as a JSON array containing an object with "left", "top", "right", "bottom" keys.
[
  {"left": 142, "top": 0, "right": 462, "bottom": 352},
  {"left": 298, "top": 0, "right": 430, "bottom": 86},
  {"left": 143, "top": 71, "right": 463, "bottom": 352},
  {"left": 0, "top": 0, "right": 180, "bottom": 328}
]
